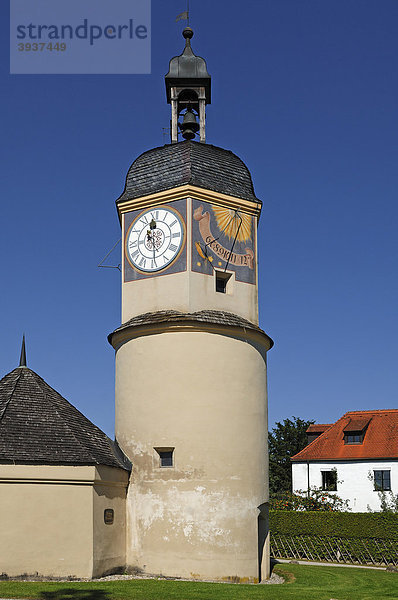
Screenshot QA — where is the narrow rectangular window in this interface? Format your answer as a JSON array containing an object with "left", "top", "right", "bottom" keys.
[
  {"left": 154, "top": 447, "right": 174, "bottom": 468},
  {"left": 374, "top": 470, "right": 391, "bottom": 491},
  {"left": 215, "top": 271, "right": 232, "bottom": 294},
  {"left": 159, "top": 451, "right": 173, "bottom": 467},
  {"left": 321, "top": 470, "right": 337, "bottom": 491}
]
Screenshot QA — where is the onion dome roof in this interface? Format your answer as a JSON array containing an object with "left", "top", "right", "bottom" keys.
[
  {"left": 117, "top": 140, "right": 260, "bottom": 205},
  {"left": 165, "top": 27, "right": 211, "bottom": 103}
]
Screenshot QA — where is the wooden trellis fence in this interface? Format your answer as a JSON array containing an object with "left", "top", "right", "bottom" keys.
[{"left": 271, "top": 533, "right": 398, "bottom": 566}]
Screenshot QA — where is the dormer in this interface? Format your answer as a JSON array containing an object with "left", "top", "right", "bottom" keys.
[
  {"left": 306, "top": 423, "right": 331, "bottom": 445},
  {"left": 343, "top": 417, "right": 371, "bottom": 444}
]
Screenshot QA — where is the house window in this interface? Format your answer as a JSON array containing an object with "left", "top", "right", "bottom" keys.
[
  {"left": 374, "top": 470, "right": 391, "bottom": 491},
  {"left": 215, "top": 271, "right": 232, "bottom": 294},
  {"left": 322, "top": 471, "right": 337, "bottom": 491},
  {"left": 154, "top": 448, "right": 174, "bottom": 467},
  {"left": 344, "top": 431, "right": 364, "bottom": 444}
]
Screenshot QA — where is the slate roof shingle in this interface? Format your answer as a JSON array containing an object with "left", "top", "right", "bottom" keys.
[
  {"left": 293, "top": 410, "right": 398, "bottom": 461},
  {"left": 117, "top": 140, "right": 260, "bottom": 204},
  {"left": 109, "top": 310, "right": 272, "bottom": 346},
  {"left": 0, "top": 367, "right": 129, "bottom": 470}
]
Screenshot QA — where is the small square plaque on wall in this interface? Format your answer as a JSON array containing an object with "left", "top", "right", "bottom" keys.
[{"left": 104, "top": 509, "right": 114, "bottom": 524}]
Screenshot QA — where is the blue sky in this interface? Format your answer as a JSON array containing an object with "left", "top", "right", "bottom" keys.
[{"left": 1, "top": 0, "right": 397, "bottom": 438}]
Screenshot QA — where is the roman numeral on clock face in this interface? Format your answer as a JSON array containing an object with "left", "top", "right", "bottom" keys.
[{"left": 127, "top": 206, "right": 184, "bottom": 273}]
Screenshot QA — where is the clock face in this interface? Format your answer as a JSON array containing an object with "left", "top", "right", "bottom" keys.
[{"left": 126, "top": 207, "right": 184, "bottom": 273}]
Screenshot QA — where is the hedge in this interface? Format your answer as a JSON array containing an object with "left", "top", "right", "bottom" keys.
[{"left": 270, "top": 510, "right": 398, "bottom": 540}]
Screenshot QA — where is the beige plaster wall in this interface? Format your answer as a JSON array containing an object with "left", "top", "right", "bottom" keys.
[
  {"left": 121, "top": 196, "right": 259, "bottom": 326},
  {"left": 122, "top": 270, "right": 259, "bottom": 326},
  {"left": 0, "top": 465, "right": 128, "bottom": 579},
  {"left": 0, "top": 465, "right": 93, "bottom": 578},
  {"left": 92, "top": 466, "right": 129, "bottom": 577},
  {"left": 115, "top": 328, "right": 270, "bottom": 581}
]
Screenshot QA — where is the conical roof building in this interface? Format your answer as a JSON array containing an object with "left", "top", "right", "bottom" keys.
[
  {"left": 0, "top": 347, "right": 129, "bottom": 579},
  {"left": 0, "top": 365, "right": 127, "bottom": 469}
]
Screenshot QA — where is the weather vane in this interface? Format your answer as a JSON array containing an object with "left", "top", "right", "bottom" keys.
[{"left": 176, "top": 0, "right": 190, "bottom": 26}]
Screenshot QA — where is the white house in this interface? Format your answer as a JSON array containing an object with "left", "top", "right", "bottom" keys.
[{"left": 291, "top": 410, "right": 398, "bottom": 512}]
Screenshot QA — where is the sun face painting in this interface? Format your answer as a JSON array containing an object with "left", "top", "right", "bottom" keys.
[
  {"left": 211, "top": 206, "right": 252, "bottom": 244},
  {"left": 192, "top": 200, "right": 256, "bottom": 285}
]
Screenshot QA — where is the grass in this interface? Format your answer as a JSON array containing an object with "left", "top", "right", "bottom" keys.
[{"left": 0, "top": 564, "right": 397, "bottom": 600}]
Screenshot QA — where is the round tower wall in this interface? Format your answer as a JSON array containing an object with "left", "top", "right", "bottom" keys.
[{"left": 114, "top": 327, "right": 269, "bottom": 581}]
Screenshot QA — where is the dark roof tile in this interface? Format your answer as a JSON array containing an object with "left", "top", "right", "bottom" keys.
[
  {"left": 0, "top": 367, "right": 130, "bottom": 470},
  {"left": 110, "top": 310, "right": 272, "bottom": 343},
  {"left": 117, "top": 141, "right": 260, "bottom": 204}
]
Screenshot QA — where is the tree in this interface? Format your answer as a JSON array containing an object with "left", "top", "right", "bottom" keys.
[{"left": 268, "top": 416, "right": 314, "bottom": 494}]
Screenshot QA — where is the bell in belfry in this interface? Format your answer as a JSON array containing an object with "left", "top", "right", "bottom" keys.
[{"left": 179, "top": 108, "right": 199, "bottom": 139}]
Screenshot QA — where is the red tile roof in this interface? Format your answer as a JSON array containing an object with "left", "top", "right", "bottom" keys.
[
  {"left": 343, "top": 417, "right": 371, "bottom": 432},
  {"left": 292, "top": 410, "right": 398, "bottom": 461},
  {"left": 306, "top": 424, "right": 332, "bottom": 434}
]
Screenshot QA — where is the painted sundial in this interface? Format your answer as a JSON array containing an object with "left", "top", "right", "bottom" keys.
[{"left": 192, "top": 199, "right": 256, "bottom": 284}]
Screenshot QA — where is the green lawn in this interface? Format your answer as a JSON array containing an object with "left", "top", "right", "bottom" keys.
[{"left": 0, "top": 564, "right": 397, "bottom": 600}]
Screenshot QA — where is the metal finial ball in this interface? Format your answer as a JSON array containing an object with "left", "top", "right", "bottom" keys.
[{"left": 183, "top": 27, "right": 193, "bottom": 40}]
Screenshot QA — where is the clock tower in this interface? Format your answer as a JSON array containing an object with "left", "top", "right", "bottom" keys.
[{"left": 109, "top": 28, "right": 273, "bottom": 582}]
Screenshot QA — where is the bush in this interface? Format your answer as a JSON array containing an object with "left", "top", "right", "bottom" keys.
[
  {"left": 270, "top": 488, "right": 349, "bottom": 512},
  {"left": 369, "top": 491, "right": 398, "bottom": 513}
]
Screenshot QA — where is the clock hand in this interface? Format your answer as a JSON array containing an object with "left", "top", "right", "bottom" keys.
[{"left": 149, "top": 218, "right": 157, "bottom": 262}]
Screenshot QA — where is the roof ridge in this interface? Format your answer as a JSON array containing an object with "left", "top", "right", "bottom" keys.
[
  {"left": 19, "top": 370, "right": 106, "bottom": 458},
  {"left": 291, "top": 428, "right": 329, "bottom": 460},
  {"left": 0, "top": 369, "right": 23, "bottom": 422},
  {"left": 344, "top": 409, "right": 398, "bottom": 415},
  {"left": 29, "top": 371, "right": 117, "bottom": 462},
  {"left": 0, "top": 367, "right": 127, "bottom": 469},
  {"left": 292, "top": 409, "right": 398, "bottom": 462},
  {"left": 186, "top": 141, "right": 194, "bottom": 184},
  {"left": 19, "top": 370, "right": 101, "bottom": 460},
  {"left": 30, "top": 368, "right": 89, "bottom": 421}
]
